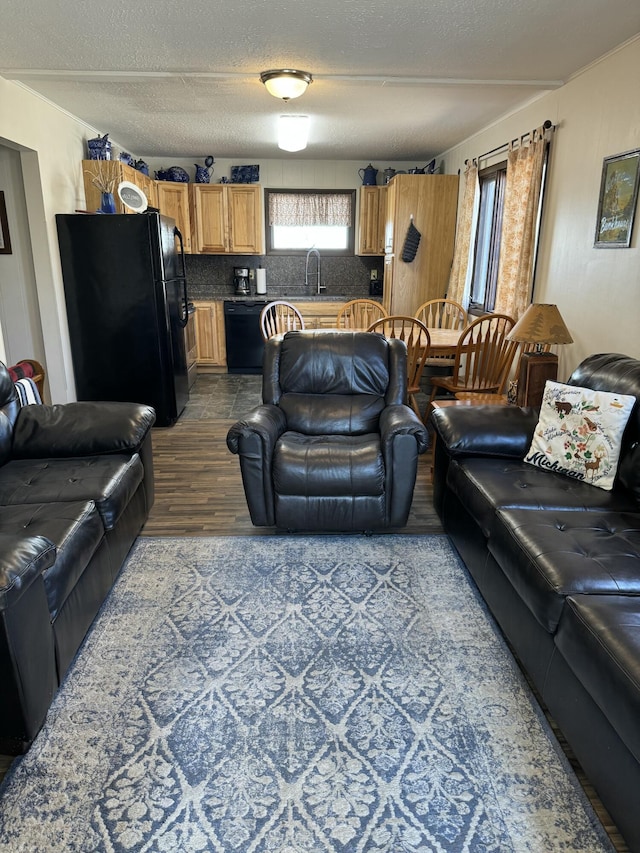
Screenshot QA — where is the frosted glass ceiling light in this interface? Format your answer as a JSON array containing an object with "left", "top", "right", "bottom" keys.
[
  {"left": 260, "top": 69, "right": 312, "bottom": 101},
  {"left": 278, "top": 115, "right": 309, "bottom": 152}
]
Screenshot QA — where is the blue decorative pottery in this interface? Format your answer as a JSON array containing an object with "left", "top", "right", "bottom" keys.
[
  {"left": 119, "top": 152, "right": 135, "bottom": 167},
  {"left": 134, "top": 159, "right": 149, "bottom": 175},
  {"left": 155, "top": 166, "right": 189, "bottom": 182},
  {"left": 100, "top": 192, "right": 116, "bottom": 214},
  {"left": 194, "top": 155, "right": 215, "bottom": 184},
  {"left": 166, "top": 166, "right": 190, "bottom": 183},
  {"left": 87, "top": 134, "right": 111, "bottom": 161}
]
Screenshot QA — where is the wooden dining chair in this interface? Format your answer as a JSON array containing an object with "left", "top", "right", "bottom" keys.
[
  {"left": 260, "top": 301, "right": 305, "bottom": 341},
  {"left": 428, "top": 313, "right": 518, "bottom": 403},
  {"left": 336, "top": 298, "right": 388, "bottom": 330},
  {"left": 415, "top": 298, "right": 467, "bottom": 333},
  {"left": 368, "top": 315, "right": 431, "bottom": 418},
  {"left": 414, "top": 297, "right": 468, "bottom": 398}
]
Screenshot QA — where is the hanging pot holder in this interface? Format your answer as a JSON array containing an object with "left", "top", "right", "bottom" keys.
[{"left": 401, "top": 220, "right": 422, "bottom": 262}]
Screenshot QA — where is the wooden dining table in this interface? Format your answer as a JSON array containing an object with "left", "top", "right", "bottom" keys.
[{"left": 423, "top": 327, "right": 462, "bottom": 356}]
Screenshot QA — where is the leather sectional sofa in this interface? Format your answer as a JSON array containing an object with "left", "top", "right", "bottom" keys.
[
  {"left": 429, "top": 352, "right": 640, "bottom": 852},
  {"left": 0, "top": 364, "right": 155, "bottom": 754}
]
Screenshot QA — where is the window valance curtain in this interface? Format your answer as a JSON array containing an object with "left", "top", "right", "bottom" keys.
[{"left": 268, "top": 193, "right": 351, "bottom": 227}]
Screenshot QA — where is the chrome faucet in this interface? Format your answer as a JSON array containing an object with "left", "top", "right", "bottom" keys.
[{"left": 305, "top": 248, "right": 324, "bottom": 294}]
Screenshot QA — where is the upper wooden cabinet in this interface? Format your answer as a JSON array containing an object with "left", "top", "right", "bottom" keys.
[
  {"left": 191, "top": 184, "right": 263, "bottom": 254},
  {"left": 82, "top": 160, "right": 157, "bottom": 215},
  {"left": 357, "top": 186, "right": 387, "bottom": 255},
  {"left": 383, "top": 174, "right": 459, "bottom": 316},
  {"left": 155, "top": 182, "right": 192, "bottom": 253}
]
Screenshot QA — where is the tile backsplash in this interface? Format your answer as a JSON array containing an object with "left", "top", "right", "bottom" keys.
[{"left": 185, "top": 254, "right": 383, "bottom": 301}]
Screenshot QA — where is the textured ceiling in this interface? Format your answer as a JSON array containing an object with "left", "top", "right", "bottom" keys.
[{"left": 1, "top": 0, "right": 639, "bottom": 160}]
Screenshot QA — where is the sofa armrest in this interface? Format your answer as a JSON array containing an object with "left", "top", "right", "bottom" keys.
[
  {"left": 429, "top": 404, "right": 539, "bottom": 459},
  {"left": 226, "top": 404, "right": 287, "bottom": 455},
  {"left": 226, "top": 405, "right": 287, "bottom": 527},
  {"left": 11, "top": 402, "right": 156, "bottom": 459},
  {"left": 0, "top": 534, "right": 56, "bottom": 611},
  {"left": 379, "top": 404, "right": 430, "bottom": 454}
]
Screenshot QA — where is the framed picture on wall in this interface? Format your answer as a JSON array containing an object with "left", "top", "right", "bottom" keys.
[
  {"left": 594, "top": 148, "right": 640, "bottom": 248},
  {"left": 0, "top": 192, "right": 11, "bottom": 255}
]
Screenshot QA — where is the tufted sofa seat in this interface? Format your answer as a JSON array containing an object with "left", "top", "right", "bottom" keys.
[
  {"left": 429, "top": 353, "right": 640, "bottom": 851},
  {"left": 0, "top": 364, "right": 155, "bottom": 753}
]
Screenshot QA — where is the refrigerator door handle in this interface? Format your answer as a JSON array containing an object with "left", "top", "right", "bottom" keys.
[
  {"left": 174, "top": 226, "right": 188, "bottom": 281},
  {"left": 179, "top": 278, "right": 189, "bottom": 328}
]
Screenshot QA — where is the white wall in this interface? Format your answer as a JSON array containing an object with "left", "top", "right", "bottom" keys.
[
  {"left": 0, "top": 78, "right": 90, "bottom": 401},
  {"left": 0, "top": 147, "right": 45, "bottom": 369},
  {"left": 440, "top": 35, "right": 640, "bottom": 380}
]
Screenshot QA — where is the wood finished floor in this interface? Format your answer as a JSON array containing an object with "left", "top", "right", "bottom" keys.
[{"left": 0, "top": 373, "right": 628, "bottom": 850}]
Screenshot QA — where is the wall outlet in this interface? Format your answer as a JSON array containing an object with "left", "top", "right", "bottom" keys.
[{"left": 370, "top": 269, "right": 378, "bottom": 281}]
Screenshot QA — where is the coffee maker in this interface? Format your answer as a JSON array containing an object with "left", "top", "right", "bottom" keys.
[{"left": 233, "top": 267, "right": 250, "bottom": 296}]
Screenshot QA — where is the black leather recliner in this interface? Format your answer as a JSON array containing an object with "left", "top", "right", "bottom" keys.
[{"left": 227, "top": 330, "right": 429, "bottom": 531}]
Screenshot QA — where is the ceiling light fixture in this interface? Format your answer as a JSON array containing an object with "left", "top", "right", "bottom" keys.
[
  {"left": 260, "top": 69, "right": 312, "bottom": 101},
  {"left": 278, "top": 115, "right": 309, "bottom": 152}
]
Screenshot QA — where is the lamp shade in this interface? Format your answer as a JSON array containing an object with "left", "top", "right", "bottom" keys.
[
  {"left": 278, "top": 115, "right": 309, "bottom": 152},
  {"left": 260, "top": 69, "right": 312, "bottom": 101},
  {"left": 507, "top": 303, "right": 573, "bottom": 345}
]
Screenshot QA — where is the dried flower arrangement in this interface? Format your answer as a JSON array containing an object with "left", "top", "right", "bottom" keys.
[{"left": 84, "top": 160, "right": 117, "bottom": 194}]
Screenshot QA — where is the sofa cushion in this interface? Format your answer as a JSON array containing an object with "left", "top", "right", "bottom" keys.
[
  {"left": 555, "top": 594, "right": 640, "bottom": 764},
  {"left": 525, "top": 381, "right": 635, "bottom": 490},
  {"left": 274, "top": 432, "right": 385, "bottom": 496},
  {"left": 0, "top": 455, "right": 144, "bottom": 531},
  {"left": 488, "top": 509, "right": 640, "bottom": 633},
  {"left": 0, "top": 501, "right": 104, "bottom": 620},
  {"left": 446, "top": 457, "right": 637, "bottom": 537}
]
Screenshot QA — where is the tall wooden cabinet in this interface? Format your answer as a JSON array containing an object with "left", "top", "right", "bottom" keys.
[
  {"left": 383, "top": 174, "right": 459, "bottom": 316},
  {"left": 190, "top": 184, "right": 263, "bottom": 254},
  {"left": 357, "top": 186, "right": 387, "bottom": 255},
  {"left": 155, "top": 182, "right": 192, "bottom": 252}
]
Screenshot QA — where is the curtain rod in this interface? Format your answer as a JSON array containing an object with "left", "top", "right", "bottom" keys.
[{"left": 464, "top": 119, "right": 555, "bottom": 167}]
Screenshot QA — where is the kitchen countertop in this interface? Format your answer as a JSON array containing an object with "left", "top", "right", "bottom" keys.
[{"left": 193, "top": 294, "right": 380, "bottom": 303}]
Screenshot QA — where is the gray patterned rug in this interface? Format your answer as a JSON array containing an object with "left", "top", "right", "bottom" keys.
[{"left": 0, "top": 536, "right": 613, "bottom": 852}]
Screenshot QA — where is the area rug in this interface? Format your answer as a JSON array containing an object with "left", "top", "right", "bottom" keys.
[{"left": 0, "top": 535, "right": 614, "bottom": 852}]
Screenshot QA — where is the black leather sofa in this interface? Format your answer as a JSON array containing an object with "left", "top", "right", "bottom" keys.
[
  {"left": 227, "top": 329, "right": 429, "bottom": 532},
  {"left": 429, "top": 352, "right": 640, "bottom": 852},
  {"left": 0, "top": 363, "right": 155, "bottom": 754}
]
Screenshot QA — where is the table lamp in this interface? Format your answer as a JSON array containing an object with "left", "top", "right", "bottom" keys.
[{"left": 507, "top": 303, "right": 573, "bottom": 407}]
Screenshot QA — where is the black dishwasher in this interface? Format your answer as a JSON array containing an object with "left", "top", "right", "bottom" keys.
[{"left": 224, "top": 300, "right": 269, "bottom": 374}]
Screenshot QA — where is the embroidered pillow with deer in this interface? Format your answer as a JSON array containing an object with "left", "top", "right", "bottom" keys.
[{"left": 524, "top": 381, "right": 635, "bottom": 490}]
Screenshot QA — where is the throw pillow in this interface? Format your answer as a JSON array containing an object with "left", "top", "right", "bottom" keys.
[{"left": 524, "top": 380, "right": 635, "bottom": 490}]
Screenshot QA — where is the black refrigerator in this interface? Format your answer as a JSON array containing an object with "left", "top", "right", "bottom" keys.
[{"left": 56, "top": 212, "right": 189, "bottom": 427}]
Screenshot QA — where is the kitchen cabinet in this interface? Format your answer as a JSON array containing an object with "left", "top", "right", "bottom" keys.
[
  {"left": 357, "top": 186, "right": 387, "bottom": 255},
  {"left": 156, "top": 182, "right": 192, "bottom": 252},
  {"left": 193, "top": 300, "right": 226, "bottom": 370},
  {"left": 81, "top": 160, "right": 157, "bottom": 215},
  {"left": 190, "top": 184, "right": 263, "bottom": 254},
  {"left": 383, "top": 174, "right": 459, "bottom": 316},
  {"left": 292, "top": 301, "right": 345, "bottom": 329}
]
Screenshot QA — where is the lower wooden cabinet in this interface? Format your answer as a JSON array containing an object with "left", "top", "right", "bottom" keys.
[
  {"left": 292, "top": 302, "right": 345, "bottom": 329},
  {"left": 193, "top": 301, "right": 227, "bottom": 370}
]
